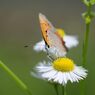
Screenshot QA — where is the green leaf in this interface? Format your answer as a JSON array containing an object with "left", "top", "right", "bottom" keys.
[
  {"left": 90, "top": 0, "right": 95, "bottom": 5},
  {"left": 82, "top": 0, "right": 89, "bottom": 6},
  {"left": 82, "top": 12, "right": 88, "bottom": 19}
]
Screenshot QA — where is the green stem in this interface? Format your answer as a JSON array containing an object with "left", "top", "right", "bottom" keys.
[
  {"left": 83, "top": 23, "right": 90, "bottom": 65},
  {"left": 0, "top": 61, "right": 32, "bottom": 95},
  {"left": 54, "top": 84, "right": 59, "bottom": 95},
  {"left": 82, "top": 2, "right": 91, "bottom": 66},
  {"left": 62, "top": 86, "right": 66, "bottom": 95},
  {"left": 81, "top": 1, "right": 92, "bottom": 95},
  {"left": 79, "top": 81, "right": 86, "bottom": 95}
]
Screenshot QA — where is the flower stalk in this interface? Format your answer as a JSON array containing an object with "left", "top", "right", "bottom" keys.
[
  {"left": 82, "top": 0, "right": 95, "bottom": 65},
  {"left": 81, "top": 0, "right": 95, "bottom": 95},
  {"left": 54, "top": 84, "right": 59, "bottom": 95},
  {"left": 0, "top": 61, "right": 32, "bottom": 95},
  {"left": 62, "top": 86, "right": 66, "bottom": 95}
]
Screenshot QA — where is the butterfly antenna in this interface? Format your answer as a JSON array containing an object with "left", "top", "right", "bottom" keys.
[
  {"left": 24, "top": 41, "right": 32, "bottom": 48},
  {"left": 24, "top": 45, "right": 29, "bottom": 47}
]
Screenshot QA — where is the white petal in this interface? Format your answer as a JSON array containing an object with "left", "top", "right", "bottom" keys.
[
  {"left": 58, "top": 72, "right": 64, "bottom": 84},
  {"left": 53, "top": 72, "right": 67, "bottom": 85},
  {"left": 70, "top": 72, "right": 79, "bottom": 82},
  {"left": 36, "top": 62, "right": 53, "bottom": 72},
  {"left": 63, "top": 35, "right": 79, "bottom": 49},
  {"left": 36, "top": 66, "right": 53, "bottom": 73},
  {"left": 33, "top": 40, "right": 46, "bottom": 52},
  {"left": 65, "top": 72, "right": 73, "bottom": 83},
  {"left": 54, "top": 72, "right": 61, "bottom": 83},
  {"left": 42, "top": 70, "right": 57, "bottom": 79},
  {"left": 73, "top": 66, "right": 87, "bottom": 78},
  {"left": 69, "top": 72, "right": 77, "bottom": 82},
  {"left": 54, "top": 72, "right": 63, "bottom": 84},
  {"left": 62, "top": 73, "right": 67, "bottom": 85}
]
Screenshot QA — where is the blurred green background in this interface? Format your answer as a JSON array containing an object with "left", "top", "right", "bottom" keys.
[{"left": 0, "top": 0, "right": 95, "bottom": 95}]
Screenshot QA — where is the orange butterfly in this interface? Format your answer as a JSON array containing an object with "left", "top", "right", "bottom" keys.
[{"left": 39, "top": 13, "right": 67, "bottom": 59}]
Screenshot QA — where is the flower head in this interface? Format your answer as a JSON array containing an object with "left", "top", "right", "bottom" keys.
[{"left": 31, "top": 57, "right": 87, "bottom": 85}]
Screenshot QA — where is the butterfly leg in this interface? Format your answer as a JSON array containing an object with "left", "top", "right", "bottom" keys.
[
  {"left": 47, "top": 54, "right": 54, "bottom": 61},
  {"left": 45, "top": 45, "right": 54, "bottom": 61}
]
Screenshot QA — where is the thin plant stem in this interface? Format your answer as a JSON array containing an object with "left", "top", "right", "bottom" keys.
[
  {"left": 0, "top": 61, "right": 32, "bottom": 95},
  {"left": 81, "top": 1, "right": 94, "bottom": 95},
  {"left": 83, "top": 23, "right": 90, "bottom": 65},
  {"left": 82, "top": 2, "right": 91, "bottom": 66},
  {"left": 62, "top": 85, "right": 66, "bottom": 95},
  {"left": 54, "top": 84, "right": 59, "bottom": 95}
]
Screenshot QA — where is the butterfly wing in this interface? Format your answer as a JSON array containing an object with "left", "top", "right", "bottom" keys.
[
  {"left": 46, "top": 29, "right": 67, "bottom": 58},
  {"left": 39, "top": 13, "right": 67, "bottom": 58},
  {"left": 39, "top": 13, "right": 56, "bottom": 47}
]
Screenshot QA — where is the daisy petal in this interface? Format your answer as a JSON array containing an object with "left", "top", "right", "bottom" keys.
[
  {"left": 33, "top": 40, "right": 46, "bottom": 52},
  {"left": 63, "top": 35, "right": 79, "bottom": 49},
  {"left": 42, "top": 69, "right": 57, "bottom": 79}
]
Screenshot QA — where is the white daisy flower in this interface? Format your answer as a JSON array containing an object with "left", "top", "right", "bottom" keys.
[
  {"left": 31, "top": 57, "right": 87, "bottom": 85},
  {"left": 33, "top": 29, "right": 79, "bottom": 52}
]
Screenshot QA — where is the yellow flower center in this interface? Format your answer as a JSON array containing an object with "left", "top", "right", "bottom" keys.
[
  {"left": 53, "top": 58, "right": 75, "bottom": 72},
  {"left": 56, "top": 29, "right": 65, "bottom": 37}
]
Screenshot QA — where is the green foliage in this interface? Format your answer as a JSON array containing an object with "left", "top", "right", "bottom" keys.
[
  {"left": 82, "top": 0, "right": 89, "bottom": 6},
  {"left": 82, "top": 0, "right": 95, "bottom": 6},
  {"left": 90, "top": 0, "right": 95, "bottom": 5},
  {"left": 82, "top": 11, "right": 95, "bottom": 24},
  {"left": 0, "top": 61, "right": 32, "bottom": 95},
  {"left": 82, "top": 0, "right": 95, "bottom": 24}
]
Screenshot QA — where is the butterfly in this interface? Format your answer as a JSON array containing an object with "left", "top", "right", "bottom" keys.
[
  {"left": 33, "top": 13, "right": 79, "bottom": 60},
  {"left": 38, "top": 13, "right": 68, "bottom": 59}
]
